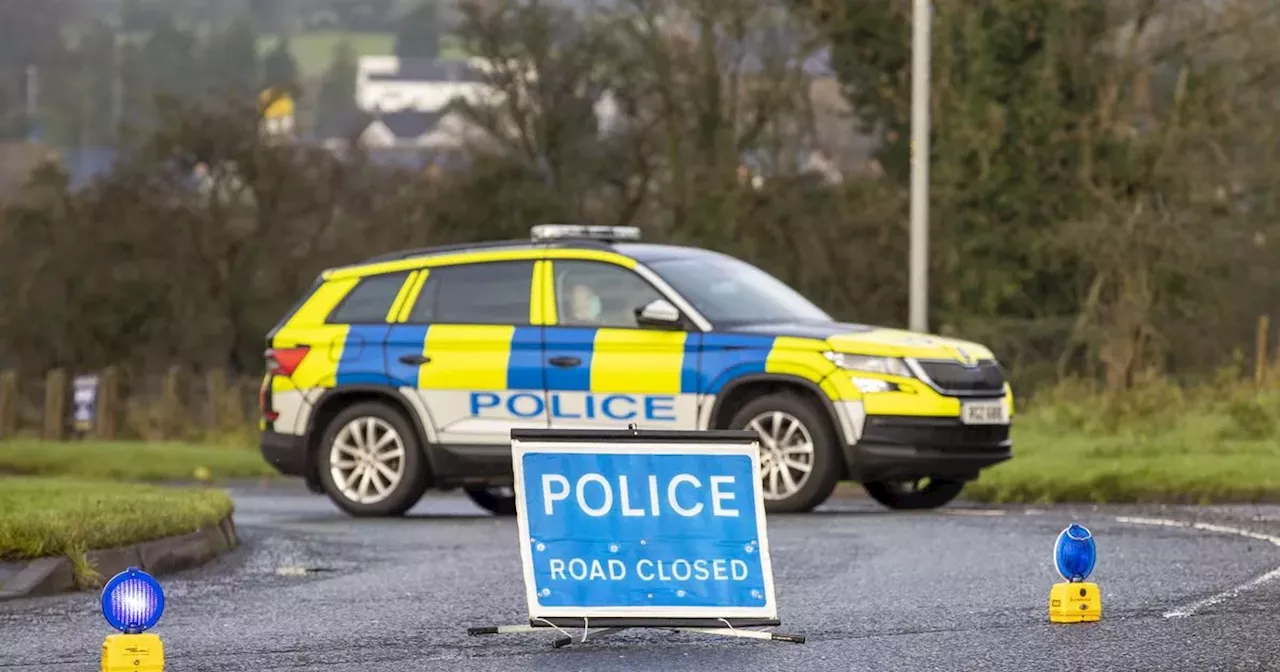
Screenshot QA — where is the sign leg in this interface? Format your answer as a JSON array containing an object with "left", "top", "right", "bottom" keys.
[
  {"left": 551, "top": 627, "right": 628, "bottom": 649},
  {"left": 672, "top": 627, "right": 805, "bottom": 644}
]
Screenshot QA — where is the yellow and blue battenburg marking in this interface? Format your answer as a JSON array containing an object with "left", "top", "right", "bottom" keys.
[{"left": 325, "top": 325, "right": 797, "bottom": 419}]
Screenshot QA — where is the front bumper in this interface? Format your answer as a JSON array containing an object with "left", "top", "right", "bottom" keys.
[
  {"left": 843, "top": 415, "right": 1012, "bottom": 483},
  {"left": 260, "top": 430, "right": 308, "bottom": 477}
]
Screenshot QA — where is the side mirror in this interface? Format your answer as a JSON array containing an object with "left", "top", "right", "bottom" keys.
[{"left": 636, "top": 299, "right": 682, "bottom": 328}]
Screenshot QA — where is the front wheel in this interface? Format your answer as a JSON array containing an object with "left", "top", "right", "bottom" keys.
[
  {"left": 728, "top": 392, "right": 841, "bottom": 514},
  {"left": 465, "top": 486, "right": 517, "bottom": 516},
  {"left": 863, "top": 478, "right": 965, "bottom": 510}
]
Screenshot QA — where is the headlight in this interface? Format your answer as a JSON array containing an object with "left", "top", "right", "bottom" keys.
[{"left": 823, "top": 352, "right": 913, "bottom": 378}]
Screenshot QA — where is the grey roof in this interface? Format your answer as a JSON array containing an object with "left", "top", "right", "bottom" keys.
[{"left": 378, "top": 110, "right": 446, "bottom": 139}]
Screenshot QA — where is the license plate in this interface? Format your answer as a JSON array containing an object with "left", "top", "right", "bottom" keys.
[{"left": 961, "top": 400, "right": 1009, "bottom": 425}]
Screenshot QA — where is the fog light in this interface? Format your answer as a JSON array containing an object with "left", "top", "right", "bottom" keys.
[
  {"left": 1048, "top": 524, "right": 1101, "bottom": 623},
  {"left": 100, "top": 567, "right": 166, "bottom": 671}
]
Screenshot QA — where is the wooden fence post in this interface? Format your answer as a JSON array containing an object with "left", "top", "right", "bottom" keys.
[
  {"left": 206, "top": 369, "right": 227, "bottom": 433},
  {"left": 96, "top": 367, "right": 119, "bottom": 440},
  {"left": 1256, "top": 314, "right": 1270, "bottom": 386},
  {"left": 224, "top": 378, "right": 247, "bottom": 431},
  {"left": 43, "top": 368, "right": 67, "bottom": 441},
  {"left": 161, "top": 365, "right": 184, "bottom": 440},
  {"left": 0, "top": 370, "right": 16, "bottom": 439}
]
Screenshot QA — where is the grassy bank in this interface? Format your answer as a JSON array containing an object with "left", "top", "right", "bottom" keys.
[
  {"left": 0, "top": 477, "right": 233, "bottom": 580},
  {"left": 0, "top": 440, "right": 275, "bottom": 483},
  {"left": 967, "top": 383, "right": 1280, "bottom": 504}
]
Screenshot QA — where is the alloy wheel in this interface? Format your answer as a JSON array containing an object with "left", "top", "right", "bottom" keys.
[
  {"left": 745, "top": 410, "right": 815, "bottom": 500},
  {"left": 328, "top": 417, "right": 407, "bottom": 504}
]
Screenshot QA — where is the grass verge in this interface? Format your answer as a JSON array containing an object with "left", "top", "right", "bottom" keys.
[
  {"left": 0, "top": 440, "right": 276, "bottom": 483},
  {"left": 0, "top": 477, "right": 233, "bottom": 582},
  {"left": 966, "top": 385, "right": 1280, "bottom": 504}
]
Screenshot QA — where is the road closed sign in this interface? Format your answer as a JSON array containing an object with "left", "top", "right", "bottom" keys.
[{"left": 510, "top": 428, "right": 777, "bottom": 623}]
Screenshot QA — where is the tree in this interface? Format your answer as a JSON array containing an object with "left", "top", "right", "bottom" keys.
[
  {"left": 262, "top": 38, "right": 300, "bottom": 94},
  {"left": 316, "top": 40, "right": 360, "bottom": 138},
  {"left": 204, "top": 16, "right": 260, "bottom": 101},
  {"left": 394, "top": 1, "right": 442, "bottom": 60},
  {"left": 140, "top": 11, "right": 202, "bottom": 101},
  {"left": 812, "top": 0, "right": 1280, "bottom": 389},
  {"left": 0, "top": 0, "right": 72, "bottom": 139}
]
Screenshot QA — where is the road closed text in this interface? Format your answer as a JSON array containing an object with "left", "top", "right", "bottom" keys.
[{"left": 546, "top": 557, "right": 752, "bottom": 583}]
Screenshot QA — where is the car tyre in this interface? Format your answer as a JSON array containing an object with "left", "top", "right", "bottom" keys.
[
  {"left": 317, "top": 401, "right": 429, "bottom": 517},
  {"left": 728, "top": 391, "right": 840, "bottom": 514},
  {"left": 465, "top": 486, "right": 517, "bottom": 516},
  {"left": 863, "top": 478, "right": 965, "bottom": 510}
]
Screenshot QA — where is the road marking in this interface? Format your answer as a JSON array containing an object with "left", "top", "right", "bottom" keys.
[{"left": 1115, "top": 515, "right": 1280, "bottom": 618}]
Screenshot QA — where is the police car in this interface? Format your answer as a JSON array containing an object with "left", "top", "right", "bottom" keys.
[{"left": 258, "top": 224, "right": 1013, "bottom": 517}]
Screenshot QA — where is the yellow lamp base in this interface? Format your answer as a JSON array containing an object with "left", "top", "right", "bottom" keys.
[
  {"left": 102, "top": 633, "right": 165, "bottom": 672},
  {"left": 1049, "top": 581, "right": 1101, "bottom": 623}
]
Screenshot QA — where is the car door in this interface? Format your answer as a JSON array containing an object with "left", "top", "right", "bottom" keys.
[
  {"left": 540, "top": 257, "right": 700, "bottom": 431},
  {"left": 385, "top": 259, "right": 547, "bottom": 446},
  {"left": 328, "top": 269, "right": 416, "bottom": 388}
]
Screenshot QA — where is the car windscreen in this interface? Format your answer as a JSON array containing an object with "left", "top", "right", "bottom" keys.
[{"left": 646, "top": 254, "right": 834, "bottom": 326}]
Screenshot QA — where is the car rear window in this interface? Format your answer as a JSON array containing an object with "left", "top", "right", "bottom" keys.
[{"left": 327, "top": 271, "right": 412, "bottom": 324}]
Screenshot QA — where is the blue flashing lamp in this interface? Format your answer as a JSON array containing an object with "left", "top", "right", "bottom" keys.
[
  {"left": 1054, "top": 523, "right": 1097, "bottom": 582},
  {"left": 100, "top": 567, "right": 166, "bottom": 634}
]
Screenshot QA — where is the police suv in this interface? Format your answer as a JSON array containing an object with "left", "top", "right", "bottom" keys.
[{"left": 258, "top": 225, "right": 1013, "bottom": 517}]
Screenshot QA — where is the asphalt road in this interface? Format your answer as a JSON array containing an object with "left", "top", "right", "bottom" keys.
[{"left": 3, "top": 484, "right": 1280, "bottom": 671}]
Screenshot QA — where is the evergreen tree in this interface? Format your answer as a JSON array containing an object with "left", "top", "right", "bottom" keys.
[
  {"left": 79, "top": 19, "right": 121, "bottom": 145},
  {"left": 140, "top": 12, "right": 201, "bottom": 101},
  {"left": 205, "top": 16, "right": 260, "bottom": 101},
  {"left": 0, "top": 0, "right": 71, "bottom": 139},
  {"left": 316, "top": 40, "right": 360, "bottom": 138},
  {"left": 262, "top": 38, "right": 300, "bottom": 95},
  {"left": 394, "top": 1, "right": 441, "bottom": 60},
  {"left": 815, "top": 0, "right": 1116, "bottom": 324}
]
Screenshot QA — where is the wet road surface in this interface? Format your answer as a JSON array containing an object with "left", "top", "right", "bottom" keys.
[{"left": 3, "top": 483, "right": 1280, "bottom": 671}]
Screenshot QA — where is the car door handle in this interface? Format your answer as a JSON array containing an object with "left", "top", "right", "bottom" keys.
[
  {"left": 398, "top": 354, "right": 430, "bottom": 365},
  {"left": 548, "top": 356, "right": 581, "bottom": 368}
]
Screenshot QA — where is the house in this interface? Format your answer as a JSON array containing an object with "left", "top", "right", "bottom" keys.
[
  {"left": 345, "top": 55, "right": 504, "bottom": 155},
  {"left": 355, "top": 56, "right": 496, "bottom": 115}
]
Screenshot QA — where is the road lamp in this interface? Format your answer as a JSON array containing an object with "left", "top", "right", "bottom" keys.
[{"left": 908, "top": 0, "right": 931, "bottom": 333}]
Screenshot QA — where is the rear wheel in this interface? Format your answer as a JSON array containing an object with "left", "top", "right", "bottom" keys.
[
  {"left": 728, "top": 392, "right": 840, "bottom": 514},
  {"left": 317, "top": 401, "right": 429, "bottom": 517},
  {"left": 863, "top": 478, "right": 965, "bottom": 510},
  {"left": 465, "top": 486, "right": 517, "bottom": 516}
]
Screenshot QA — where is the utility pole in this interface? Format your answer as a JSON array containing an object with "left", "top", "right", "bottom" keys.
[{"left": 908, "top": 0, "right": 931, "bottom": 333}]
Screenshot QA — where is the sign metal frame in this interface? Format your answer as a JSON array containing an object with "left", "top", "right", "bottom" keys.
[{"left": 468, "top": 427, "right": 805, "bottom": 647}]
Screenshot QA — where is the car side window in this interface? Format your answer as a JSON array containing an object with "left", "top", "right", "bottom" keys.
[
  {"left": 553, "top": 260, "right": 666, "bottom": 329},
  {"left": 327, "top": 270, "right": 412, "bottom": 324},
  {"left": 405, "top": 260, "right": 534, "bottom": 325}
]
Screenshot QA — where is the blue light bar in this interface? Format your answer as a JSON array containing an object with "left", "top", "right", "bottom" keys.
[
  {"left": 1053, "top": 523, "right": 1097, "bottom": 582},
  {"left": 100, "top": 567, "right": 166, "bottom": 634}
]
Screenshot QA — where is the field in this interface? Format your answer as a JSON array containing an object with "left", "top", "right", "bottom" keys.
[
  {"left": 967, "top": 382, "right": 1280, "bottom": 504},
  {"left": 257, "top": 30, "right": 469, "bottom": 79},
  {"left": 3, "top": 378, "right": 1278, "bottom": 505},
  {"left": 0, "top": 440, "right": 275, "bottom": 483}
]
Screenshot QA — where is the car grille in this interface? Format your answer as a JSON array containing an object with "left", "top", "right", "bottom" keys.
[{"left": 915, "top": 359, "right": 1005, "bottom": 393}]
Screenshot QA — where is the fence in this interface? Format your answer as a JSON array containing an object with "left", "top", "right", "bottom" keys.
[{"left": 0, "top": 366, "right": 261, "bottom": 442}]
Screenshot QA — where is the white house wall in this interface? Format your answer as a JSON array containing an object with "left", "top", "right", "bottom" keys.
[{"left": 357, "top": 80, "right": 498, "bottom": 114}]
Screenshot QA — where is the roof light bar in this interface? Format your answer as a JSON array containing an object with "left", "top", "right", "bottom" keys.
[{"left": 530, "top": 224, "right": 642, "bottom": 242}]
